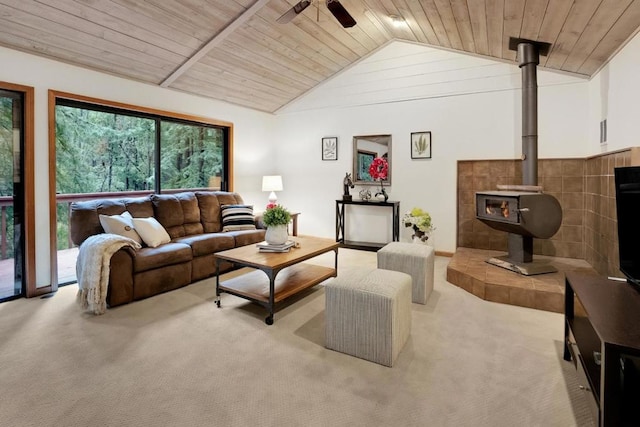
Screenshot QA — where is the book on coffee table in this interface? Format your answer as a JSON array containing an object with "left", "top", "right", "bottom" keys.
[{"left": 256, "top": 240, "right": 295, "bottom": 252}]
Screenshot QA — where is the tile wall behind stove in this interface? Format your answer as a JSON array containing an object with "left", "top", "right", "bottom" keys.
[{"left": 457, "top": 147, "right": 640, "bottom": 276}]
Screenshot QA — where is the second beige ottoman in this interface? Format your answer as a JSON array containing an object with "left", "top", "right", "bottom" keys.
[
  {"left": 377, "top": 242, "right": 434, "bottom": 304},
  {"left": 325, "top": 267, "right": 412, "bottom": 367}
]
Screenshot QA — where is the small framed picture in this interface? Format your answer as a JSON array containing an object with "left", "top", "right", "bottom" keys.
[
  {"left": 411, "top": 131, "right": 432, "bottom": 159},
  {"left": 322, "top": 137, "right": 338, "bottom": 161}
]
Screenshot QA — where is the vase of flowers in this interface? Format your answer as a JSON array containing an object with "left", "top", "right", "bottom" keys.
[
  {"left": 403, "top": 207, "right": 434, "bottom": 243},
  {"left": 262, "top": 204, "right": 291, "bottom": 245},
  {"left": 368, "top": 156, "right": 389, "bottom": 202}
]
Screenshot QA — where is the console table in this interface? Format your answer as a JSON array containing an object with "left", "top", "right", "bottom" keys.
[
  {"left": 335, "top": 199, "right": 400, "bottom": 251},
  {"left": 564, "top": 272, "right": 640, "bottom": 426}
]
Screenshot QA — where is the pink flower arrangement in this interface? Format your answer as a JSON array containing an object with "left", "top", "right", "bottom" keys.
[
  {"left": 368, "top": 157, "right": 388, "bottom": 181},
  {"left": 266, "top": 202, "right": 277, "bottom": 209}
]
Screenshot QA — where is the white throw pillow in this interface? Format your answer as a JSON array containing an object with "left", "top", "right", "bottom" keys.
[
  {"left": 131, "top": 217, "right": 171, "bottom": 248},
  {"left": 99, "top": 211, "right": 142, "bottom": 244}
]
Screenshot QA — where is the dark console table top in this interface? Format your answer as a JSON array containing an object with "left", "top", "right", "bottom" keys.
[
  {"left": 336, "top": 199, "right": 399, "bottom": 206},
  {"left": 566, "top": 272, "right": 640, "bottom": 350}
]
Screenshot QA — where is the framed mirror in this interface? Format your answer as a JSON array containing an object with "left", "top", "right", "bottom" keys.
[{"left": 352, "top": 134, "right": 392, "bottom": 186}]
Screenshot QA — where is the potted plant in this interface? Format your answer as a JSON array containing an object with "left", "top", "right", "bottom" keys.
[
  {"left": 262, "top": 204, "right": 291, "bottom": 245},
  {"left": 368, "top": 156, "right": 389, "bottom": 201},
  {"left": 403, "top": 207, "right": 434, "bottom": 243}
]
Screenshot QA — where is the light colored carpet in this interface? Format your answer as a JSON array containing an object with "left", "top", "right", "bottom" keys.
[{"left": 0, "top": 249, "right": 594, "bottom": 427}]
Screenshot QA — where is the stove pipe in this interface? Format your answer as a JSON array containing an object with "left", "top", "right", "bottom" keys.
[
  {"left": 519, "top": 43, "right": 538, "bottom": 186},
  {"left": 509, "top": 37, "right": 551, "bottom": 185}
]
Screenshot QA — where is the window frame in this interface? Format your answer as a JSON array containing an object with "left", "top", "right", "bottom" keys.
[
  {"left": 48, "top": 90, "right": 234, "bottom": 289},
  {"left": 0, "top": 81, "right": 35, "bottom": 297}
]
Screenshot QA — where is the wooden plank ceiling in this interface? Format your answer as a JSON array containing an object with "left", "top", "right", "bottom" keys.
[{"left": 0, "top": 0, "right": 639, "bottom": 113}]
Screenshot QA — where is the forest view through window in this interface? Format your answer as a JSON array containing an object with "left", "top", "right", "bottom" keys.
[
  {"left": 55, "top": 98, "right": 229, "bottom": 284},
  {"left": 0, "top": 90, "right": 24, "bottom": 301}
]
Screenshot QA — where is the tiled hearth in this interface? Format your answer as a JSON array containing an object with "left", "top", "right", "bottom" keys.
[{"left": 446, "top": 247, "right": 598, "bottom": 313}]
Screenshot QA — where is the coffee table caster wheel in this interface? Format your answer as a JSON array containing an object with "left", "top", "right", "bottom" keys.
[
  {"left": 265, "top": 315, "right": 273, "bottom": 325},
  {"left": 215, "top": 297, "right": 221, "bottom": 308}
]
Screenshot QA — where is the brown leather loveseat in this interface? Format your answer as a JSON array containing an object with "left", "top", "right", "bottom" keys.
[{"left": 69, "top": 191, "right": 265, "bottom": 308}]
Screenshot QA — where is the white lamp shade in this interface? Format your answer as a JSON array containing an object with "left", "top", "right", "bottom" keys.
[{"left": 262, "top": 175, "right": 283, "bottom": 192}]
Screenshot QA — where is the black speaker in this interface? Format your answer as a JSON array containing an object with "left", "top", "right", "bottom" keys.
[
  {"left": 614, "top": 166, "right": 640, "bottom": 288},
  {"left": 621, "top": 355, "right": 640, "bottom": 426}
]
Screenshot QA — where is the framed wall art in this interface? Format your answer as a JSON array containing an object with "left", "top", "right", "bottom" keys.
[
  {"left": 322, "top": 137, "right": 338, "bottom": 161},
  {"left": 411, "top": 131, "right": 432, "bottom": 159}
]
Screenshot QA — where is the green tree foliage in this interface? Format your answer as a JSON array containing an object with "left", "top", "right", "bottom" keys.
[
  {"left": 0, "top": 96, "right": 16, "bottom": 258},
  {"left": 0, "top": 97, "right": 14, "bottom": 197},
  {"left": 160, "top": 121, "right": 223, "bottom": 190},
  {"left": 55, "top": 106, "right": 224, "bottom": 194},
  {"left": 56, "top": 106, "right": 155, "bottom": 194}
]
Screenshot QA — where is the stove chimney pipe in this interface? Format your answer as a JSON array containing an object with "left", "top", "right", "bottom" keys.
[
  {"left": 519, "top": 42, "right": 539, "bottom": 186},
  {"left": 509, "top": 37, "right": 551, "bottom": 186}
]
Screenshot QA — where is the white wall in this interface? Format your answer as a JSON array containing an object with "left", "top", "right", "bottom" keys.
[
  {"left": 0, "top": 46, "right": 275, "bottom": 287},
  {"left": 588, "top": 31, "right": 640, "bottom": 154},
  {"left": 275, "top": 67, "right": 589, "bottom": 253}
]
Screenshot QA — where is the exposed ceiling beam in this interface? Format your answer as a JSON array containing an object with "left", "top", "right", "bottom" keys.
[{"left": 160, "top": 0, "right": 271, "bottom": 88}]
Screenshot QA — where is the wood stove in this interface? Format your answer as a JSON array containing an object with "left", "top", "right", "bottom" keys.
[
  {"left": 475, "top": 38, "right": 562, "bottom": 276},
  {"left": 476, "top": 189, "right": 562, "bottom": 238},
  {"left": 476, "top": 187, "right": 562, "bottom": 274}
]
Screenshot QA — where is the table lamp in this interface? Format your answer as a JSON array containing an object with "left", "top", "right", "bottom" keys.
[{"left": 262, "top": 175, "right": 283, "bottom": 204}]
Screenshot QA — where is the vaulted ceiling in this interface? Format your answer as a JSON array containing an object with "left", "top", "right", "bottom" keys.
[{"left": 1, "top": 0, "right": 639, "bottom": 113}]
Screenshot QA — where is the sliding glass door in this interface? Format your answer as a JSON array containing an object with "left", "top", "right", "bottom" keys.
[{"left": 0, "top": 89, "right": 24, "bottom": 301}]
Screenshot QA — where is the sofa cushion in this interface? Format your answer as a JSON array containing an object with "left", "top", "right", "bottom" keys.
[
  {"left": 221, "top": 204, "right": 256, "bottom": 232},
  {"left": 195, "top": 191, "right": 222, "bottom": 233},
  {"left": 196, "top": 191, "right": 245, "bottom": 233},
  {"left": 132, "top": 217, "right": 171, "bottom": 248},
  {"left": 133, "top": 242, "right": 193, "bottom": 273},
  {"left": 99, "top": 211, "right": 142, "bottom": 244},
  {"left": 174, "top": 233, "right": 235, "bottom": 257},
  {"left": 215, "top": 191, "right": 245, "bottom": 206},
  {"left": 134, "top": 262, "right": 192, "bottom": 300},
  {"left": 228, "top": 228, "right": 267, "bottom": 247},
  {"left": 152, "top": 192, "right": 203, "bottom": 238},
  {"left": 70, "top": 201, "right": 119, "bottom": 246},
  {"left": 70, "top": 196, "right": 153, "bottom": 246},
  {"left": 123, "top": 198, "right": 154, "bottom": 218}
]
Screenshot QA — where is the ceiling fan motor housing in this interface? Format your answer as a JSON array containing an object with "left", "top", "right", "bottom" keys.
[{"left": 278, "top": 0, "right": 356, "bottom": 28}]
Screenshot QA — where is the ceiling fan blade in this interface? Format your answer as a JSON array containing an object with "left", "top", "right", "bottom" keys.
[
  {"left": 326, "top": 0, "right": 356, "bottom": 28},
  {"left": 277, "top": 0, "right": 312, "bottom": 24}
]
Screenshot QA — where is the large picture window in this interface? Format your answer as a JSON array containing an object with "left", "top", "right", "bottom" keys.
[
  {"left": 55, "top": 99, "right": 229, "bottom": 195},
  {"left": 50, "top": 92, "right": 233, "bottom": 286}
]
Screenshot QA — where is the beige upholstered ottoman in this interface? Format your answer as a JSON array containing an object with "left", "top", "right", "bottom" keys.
[
  {"left": 377, "top": 242, "right": 434, "bottom": 305},
  {"left": 325, "top": 267, "right": 412, "bottom": 367}
]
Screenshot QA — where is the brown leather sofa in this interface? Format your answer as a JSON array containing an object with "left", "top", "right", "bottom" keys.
[{"left": 69, "top": 191, "right": 265, "bottom": 308}]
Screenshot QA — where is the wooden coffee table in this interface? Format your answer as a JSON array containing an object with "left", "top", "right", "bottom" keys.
[{"left": 214, "top": 236, "right": 339, "bottom": 325}]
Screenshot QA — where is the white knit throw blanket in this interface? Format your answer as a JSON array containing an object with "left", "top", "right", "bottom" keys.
[{"left": 76, "top": 233, "right": 141, "bottom": 315}]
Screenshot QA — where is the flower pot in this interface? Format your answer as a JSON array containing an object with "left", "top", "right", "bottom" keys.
[
  {"left": 265, "top": 225, "right": 288, "bottom": 245},
  {"left": 375, "top": 186, "right": 388, "bottom": 202},
  {"left": 412, "top": 226, "right": 429, "bottom": 244}
]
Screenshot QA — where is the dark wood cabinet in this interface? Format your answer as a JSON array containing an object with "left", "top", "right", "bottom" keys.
[
  {"left": 335, "top": 199, "right": 400, "bottom": 251},
  {"left": 564, "top": 273, "right": 640, "bottom": 426}
]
